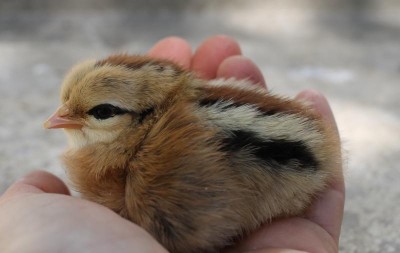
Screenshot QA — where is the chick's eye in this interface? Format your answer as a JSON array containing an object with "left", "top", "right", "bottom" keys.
[{"left": 88, "top": 104, "right": 126, "bottom": 120}]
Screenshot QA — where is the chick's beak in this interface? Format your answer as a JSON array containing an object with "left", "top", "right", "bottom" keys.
[{"left": 43, "top": 105, "right": 83, "bottom": 129}]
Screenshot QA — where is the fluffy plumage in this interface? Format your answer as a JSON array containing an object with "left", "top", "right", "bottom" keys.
[{"left": 44, "top": 54, "right": 341, "bottom": 253}]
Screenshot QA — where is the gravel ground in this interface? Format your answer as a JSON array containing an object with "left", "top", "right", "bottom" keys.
[{"left": 1, "top": 1, "right": 399, "bottom": 252}]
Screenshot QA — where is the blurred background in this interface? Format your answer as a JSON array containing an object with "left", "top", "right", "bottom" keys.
[{"left": 0, "top": 0, "right": 399, "bottom": 252}]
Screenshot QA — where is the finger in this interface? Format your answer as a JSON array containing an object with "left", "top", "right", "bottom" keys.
[
  {"left": 295, "top": 90, "right": 344, "bottom": 243},
  {"left": 305, "top": 184, "right": 345, "bottom": 245},
  {"left": 217, "top": 55, "right": 267, "bottom": 88},
  {"left": 192, "top": 35, "right": 242, "bottom": 79},
  {"left": 295, "top": 89, "right": 338, "bottom": 134},
  {"left": 147, "top": 36, "right": 192, "bottom": 69},
  {"left": 2, "top": 170, "right": 70, "bottom": 199},
  {"left": 229, "top": 218, "right": 337, "bottom": 253},
  {"left": 240, "top": 249, "right": 308, "bottom": 253}
]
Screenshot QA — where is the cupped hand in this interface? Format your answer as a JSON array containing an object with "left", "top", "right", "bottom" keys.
[
  {"left": 0, "top": 36, "right": 344, "bottom": 253},
  {"left": 149, "top": 35, "right": 344, "bottom": 253},
  {"left": 0, "top": 171, "right": 167, "bottom": 253}
]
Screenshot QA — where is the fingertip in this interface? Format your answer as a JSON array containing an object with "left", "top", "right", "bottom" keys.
[
  {"left": 192, "top": 35, "right": 242, "bottom": 79},
  {"left": 295, "top": 89, "right": 338, "bottom": 131},
  {"left": 295, "top": 89, "right": 322, "bottom": 103},
  {"left": 217, "top": 55, "right": 267, "bottom": 88},
  {"left": 147, "top": 36, "right": 192, "bottom": 69},
  {"left": 206, "top": 35, "right": 241, "bottom": 48}
]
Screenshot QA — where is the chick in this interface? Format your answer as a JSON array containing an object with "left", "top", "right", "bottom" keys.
[{"left": 44, "top": 54, "right": 341, "bottom": 253}]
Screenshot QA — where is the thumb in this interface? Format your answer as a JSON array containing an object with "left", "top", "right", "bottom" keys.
[{"left": 1, "top": 170, "right": 70, "bottom": 200}]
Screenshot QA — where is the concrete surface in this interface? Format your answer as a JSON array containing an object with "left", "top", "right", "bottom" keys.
[{"left": 1, "top": 0, "right": 399, "bottom": 252}]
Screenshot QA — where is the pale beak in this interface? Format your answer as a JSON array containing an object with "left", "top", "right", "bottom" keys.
[{"left": 43, "top": 105, "right": 83, "bottom": 129}]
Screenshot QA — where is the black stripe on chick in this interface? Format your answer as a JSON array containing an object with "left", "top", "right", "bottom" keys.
[{"left": 221, "top": 130, "right": 318, "bottom": 172}]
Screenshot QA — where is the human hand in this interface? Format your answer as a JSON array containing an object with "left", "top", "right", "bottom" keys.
[
  {"left": 0, "top": 171, "right": 167, "bottom": 253},
  {"left": 149, "top": 35, "right": 344, "bottom": 253}
]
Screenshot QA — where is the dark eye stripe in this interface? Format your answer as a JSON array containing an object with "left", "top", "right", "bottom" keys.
[
  {"left": 87, "top": 104, "right": 155, "bottom": 123},
  {"left": 87, "top": 104, "right": 129, "bottom": 120}
]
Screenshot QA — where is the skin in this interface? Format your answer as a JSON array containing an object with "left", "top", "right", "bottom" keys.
[{"left": 0, "top": 35, "right": 344, "bottom": 253}]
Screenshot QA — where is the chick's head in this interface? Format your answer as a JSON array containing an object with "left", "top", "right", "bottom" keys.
[{"left": 44, "top": 55, "right": 187, "bottom": 149}]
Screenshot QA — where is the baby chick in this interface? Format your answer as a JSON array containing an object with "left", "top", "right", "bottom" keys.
[{"left": 44, "top": 54, "right": 341, "bottom": 253}]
